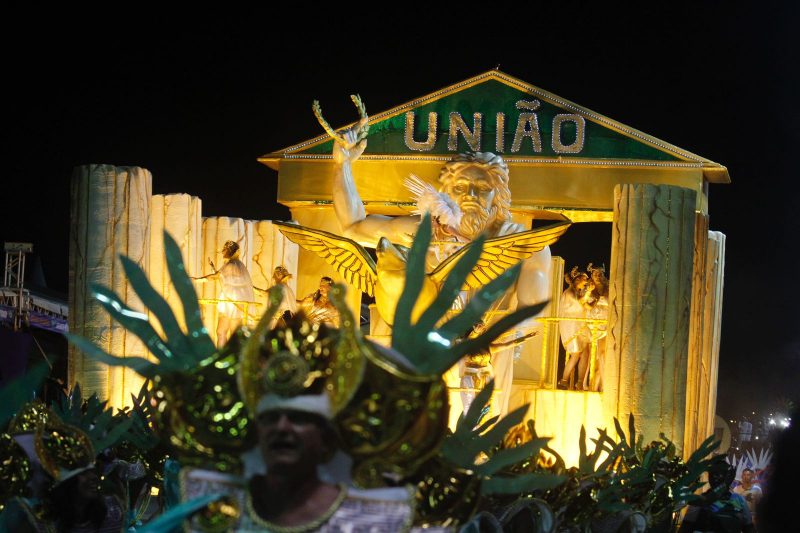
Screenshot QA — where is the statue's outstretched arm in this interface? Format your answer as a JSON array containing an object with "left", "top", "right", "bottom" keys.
[{"left": 332, "top": 125, "right": 420, "bottom": 247}]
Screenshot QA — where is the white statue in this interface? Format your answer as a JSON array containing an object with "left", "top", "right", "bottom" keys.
[
  {"left": 332, "top": 126, "right": 553, "bottom": 310},
  {"left": 332, "top": 125, "right": 553, "bottom": 415}
]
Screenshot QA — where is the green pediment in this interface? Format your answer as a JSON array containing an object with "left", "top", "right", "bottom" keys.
[{"left": 261, "top": 70, "right": 728, "bottom": 183}]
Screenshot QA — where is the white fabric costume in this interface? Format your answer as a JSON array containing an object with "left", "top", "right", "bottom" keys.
[{"left": 217, "top": 259, "right": 255, "bottom": 319}]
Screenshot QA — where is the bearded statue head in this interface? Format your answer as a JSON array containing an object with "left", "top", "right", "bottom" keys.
[{"left": 438, "top": 152, "right": 512, "bottom": 239}]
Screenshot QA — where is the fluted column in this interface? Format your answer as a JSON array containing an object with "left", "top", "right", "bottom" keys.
[
  {"left": 603, "top": 184, "right": 696, "bottom": 452},
  {"left": 68, "top": 164, "right": 151, "bottom": 408},
  {"left": 148, "top": 194, "right": 203, "bottom": 333},
  {"left": 693, "top": 231, "right": 725, "bottom": 453},
  {"left": 685, "top": 214, "right": 709, "bottom": 455}
]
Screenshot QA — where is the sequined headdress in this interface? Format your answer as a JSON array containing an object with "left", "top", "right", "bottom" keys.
[
  {"left": 238, "top": 284, "right": 365, "bottom": 420},
  {"left": 34, "top": 415, "right": 96, "bottom": 485}
]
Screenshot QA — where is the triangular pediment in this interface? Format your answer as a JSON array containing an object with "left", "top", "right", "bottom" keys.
[{"left": 260, "top": 70, "right": 728, "bottom": 183}]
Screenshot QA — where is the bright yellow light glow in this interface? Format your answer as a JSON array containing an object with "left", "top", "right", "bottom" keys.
[{"left": 450, "top": 384, "right": 604, "bottom": 467}]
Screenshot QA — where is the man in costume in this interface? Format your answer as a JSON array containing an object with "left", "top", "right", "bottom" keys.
[
  {"left": 245, "top": 393, "right": 415, "bottom": 531},
  {"left": 180, "top": 312, "right": 419, "bottom": 532}
]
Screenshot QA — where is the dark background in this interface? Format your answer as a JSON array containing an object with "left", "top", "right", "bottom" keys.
[{"left": 2, "top": 5, "right": 798, "bottom": 421}]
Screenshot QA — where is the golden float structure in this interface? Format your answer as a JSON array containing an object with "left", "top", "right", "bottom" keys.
[{"left": 68, "top": 70, "right": 727, "bottom": 465}]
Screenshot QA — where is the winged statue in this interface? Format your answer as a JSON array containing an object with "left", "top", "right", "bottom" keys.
[{"left": 274, "top": 220, "right": 571, "bottom": 326}]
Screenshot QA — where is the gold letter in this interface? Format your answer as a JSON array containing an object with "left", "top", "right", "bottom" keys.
[
  {"left": 496, "top": 112, "right": 505, "bottom": 152},
  {"left": 404, "top": 111, "right": 438, "bottom": 151},
  {"left": 511, "top": 113, "right": 542, "bottom": 152},
  {"left": 552, "top": 114, "right": 586, "bottom": 153},
  {"left": 448, "top": 112, "right": 482, "bottom": 151}
]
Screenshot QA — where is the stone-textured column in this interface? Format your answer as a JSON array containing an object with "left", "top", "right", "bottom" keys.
[
  {"left": 149, "top": 194, "right": 203, "bottom": 334},
  {"left": 200, "top": 217, "right": 254, "bottom": 337},
  {"left": 68, "top": 165, "right": 151, "bottom": 409},
  {"left": 602, "top": 184, "right": 696, "bottom": 452},
  {"left": 697, "top": 232, "right": 725, "bottom": 451},
  {"left": 248, "top": 220, "right": 299, "bottom": 321},
  {"left": 685, "top": 214, "right": 709, "bottom": 454}
]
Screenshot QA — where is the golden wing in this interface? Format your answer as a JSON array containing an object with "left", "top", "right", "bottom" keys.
[
  {"left": 429, "top": 220, "right": 571, "bottom": 289},
  {"left": 274, "top": 222, "right": 377, "bottom": 296}
]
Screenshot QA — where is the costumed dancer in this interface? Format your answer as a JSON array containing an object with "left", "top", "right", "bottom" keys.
[
  {"left": 583, "top": 263, "right": 608, "bottom": 391},
  {"left": 558, "top": 264, "right": 609, "bottom": 391},
  {"left": 299, "top": 276, "right": 340, "bottom": 328},
  {"left": 194, "top": 240, "right": 256, "bottom": 346},
  {"left": 178, "top": 310, "right": 420, "bottom": 532},
  {"left": 559, "top": 266, "right": 592, "bottom": 389},
  {"left": 1, "top": 410, "right": 128, "bottom": 532},
  {"left": 269, "top": 265, "right": 297, "bottom": 328}
]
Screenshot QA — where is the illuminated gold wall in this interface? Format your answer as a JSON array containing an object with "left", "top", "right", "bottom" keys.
[{"left": 69, "top": 174, "right": 298, "bottom": 409}]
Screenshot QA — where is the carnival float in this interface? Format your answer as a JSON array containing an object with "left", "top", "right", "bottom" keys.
[{"left": 0, "top": 70, "right": 732, "bottom": 531}]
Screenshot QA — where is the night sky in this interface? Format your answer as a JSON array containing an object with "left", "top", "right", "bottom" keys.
[{"left": 3, "top": 6, "right": 798, "bottom": 419}]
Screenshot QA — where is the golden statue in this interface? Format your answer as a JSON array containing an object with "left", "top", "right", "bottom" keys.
[
  {"left": 299, "top": 276, "right": 340, "bottom": 328},
  {"left": 328, "top": 105, "right": 567, "bottom": 347}
]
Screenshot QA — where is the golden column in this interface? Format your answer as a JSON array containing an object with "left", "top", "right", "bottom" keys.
[
  {"left": 149, "top": 193, "right": 203, "bottom": 331},
  {"left": 68, "top": 164, "right": 151, "bottom": 407},
  {"left": 684, "top": 229, "right": 726, "bottom": 454},
  {"left": 603, "top": 184, "right": 696, "bottom": 452}
]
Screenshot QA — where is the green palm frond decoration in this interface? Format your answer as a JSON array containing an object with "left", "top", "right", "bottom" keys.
[
  {"left": 392, "top": 214, "right": 547, "bottom": 376},
  {"left": 136, "top": 493, "right": 225, "bottom": 533},
  {"left": 66, "top": 231, "right": 217, "bottom": 379},
  {"left": 122, "top": 382, "right": 160, "bottom": 452},
  {"left": 49, "top": 382, "right": 133, "bottom": 453},
  {"left": 442, "top": 380, "right": 565, "bottom": 496}
]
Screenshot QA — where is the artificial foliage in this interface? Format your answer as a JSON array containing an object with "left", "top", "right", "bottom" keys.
[{"left": 49, "top": 227, "right": 730, "bottom": 532}]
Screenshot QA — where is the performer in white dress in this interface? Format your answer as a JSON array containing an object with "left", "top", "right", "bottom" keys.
[{"left": 195, "top": 240, "right": 256, "bottom": 347}]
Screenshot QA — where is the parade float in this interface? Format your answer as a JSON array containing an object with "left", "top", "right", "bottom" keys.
[
  {"left": 67, "top": 70, "right": 727, "bottom": 466},
  {"left": 0, "top": 69, "right": 733, "bottom": 531}
]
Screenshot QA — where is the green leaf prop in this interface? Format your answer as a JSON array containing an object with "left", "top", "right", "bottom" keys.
[
  {"left": 441, "top": 379, "right": 566, "bottom": 496},
  {"left": 392, "top": 214, "right": 547, "bottom": 376},
  {"left": 49, "top": 383, "right": 134, "bottom": 453},
  {"left": 481, "top": 473, "right": 566, "bottom": 495},
  {"left": 135, "top": 493, "right": 225, "bottom": 532},
  {"left": 65, "top": 231, "right": 217, "bottom": 379}
]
